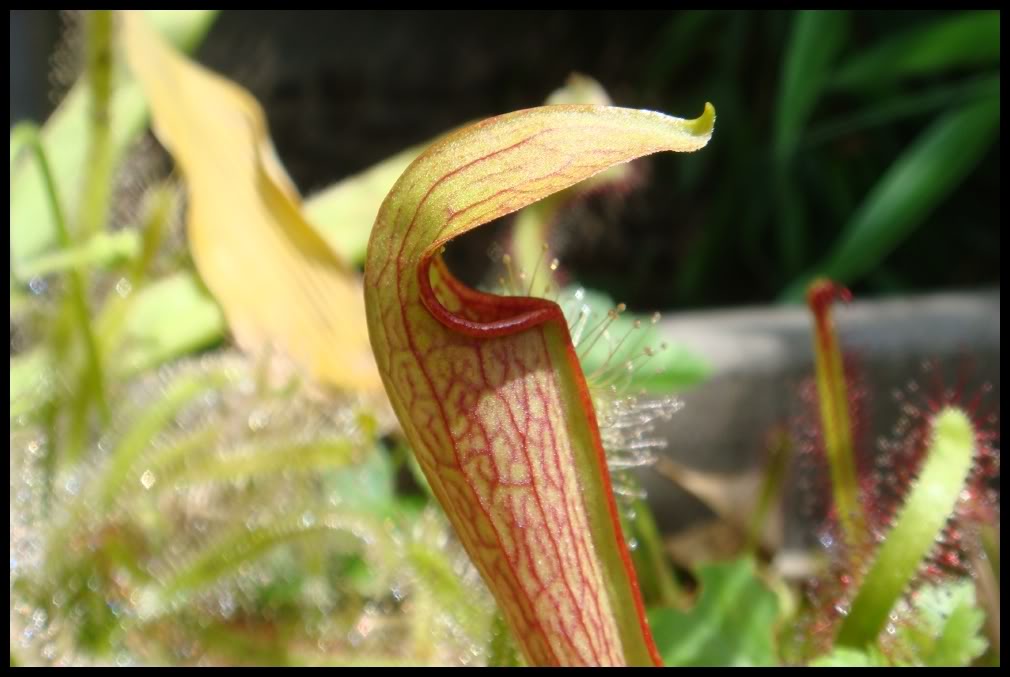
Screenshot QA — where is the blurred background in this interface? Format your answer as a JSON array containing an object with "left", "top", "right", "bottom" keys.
[
  {"left": 12, "top": 10, "right": 1000, "bottom": 309},
  {"left": 9, "top": 9, "right": 1000, "bottom": 667}
]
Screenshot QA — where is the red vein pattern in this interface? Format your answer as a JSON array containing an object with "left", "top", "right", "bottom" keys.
[{"left": 364, "top": 104, "right": 713, "bottom": 666}]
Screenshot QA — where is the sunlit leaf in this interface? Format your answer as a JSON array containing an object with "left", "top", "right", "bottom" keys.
[
  {"left": 121, "top": 10, "right": 380, "bottom": 392},
  {"left": 510, "top": 74, "right": 641, "bottom": 284},
  {"left": 897, "top": 580, "right": 988, "bottom": 667},
  {"left": 168, "top": 440, "right": 361, "bottom": 487},
  {"left": 365, "top": 101, "right": 714, "bottom": 665},
  {"left": 806, "top": 280, "right": 866, "bottom": 550},
  {"left": 146, "top": 512, "right": 387, "bottom": 610},
  {"left": 115, "top": 272, "right": 225, "bottom": 376},
  {"left": 304, "top": 73, "right": 626, "bottom": 269},
  {"left": 809, "top": 646, "right": 891, "bottom": 667}
]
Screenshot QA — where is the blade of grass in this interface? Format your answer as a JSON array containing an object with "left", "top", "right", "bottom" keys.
[
  {"left": 833, "top": 11, "right": 1000, "bottom": 91},
  {"left": 774, "top": 10, "right": 850, "bottom": 274},
  {"left": 152, "top": 513, "right": 388, "bottom": 605},
  {"left": 781, "top": 96, "right": 1000, "bottom": 301},
  {"left": 805, "top": 73, "right": 999, "bottom": 148},
  {"left": 10, "top": 122, "right": 108, "bottom": 465}
]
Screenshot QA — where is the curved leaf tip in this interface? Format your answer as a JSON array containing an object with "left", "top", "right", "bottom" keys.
[
  {"left": 687, "top": 101, "right": 717, "bottom": 138},
  {"left": 365, "top": 104, "right": 713, "bottom": 666}
]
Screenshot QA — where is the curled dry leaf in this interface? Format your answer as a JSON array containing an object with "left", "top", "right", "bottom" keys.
[{"left": 121, "top": 10, "right": 379, "bottom": 392}]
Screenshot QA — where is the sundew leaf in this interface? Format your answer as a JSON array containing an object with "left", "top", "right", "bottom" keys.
[
  {"left": 835, "top": 408, "right": 978, "bottom": 649},
  {"left": 365, "top": 101, "right": 714, "bottom": 665}
]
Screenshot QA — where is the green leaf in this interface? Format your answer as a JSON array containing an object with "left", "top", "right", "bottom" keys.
[
  {"left": 148, "top": 512, "right": 384, "bottom": 608},
  {"left": 775, "top": 10, "right": 850, "bottom": 161},
  {"left": 648, "top": 557, "right": 780, "bottom": 667},
  {"left": 807, "top": 280, "right": 867, "bottom": 550},
  {"left": 623, "top": 498, "right": 686, "bottom": 609},
  {"left": 834, "top": 11, "right": 1000, "bottom": 91},
  {"left": 115, "top": 272, "right": 225, "bottom": 376},
  {"left": 836, "top": 408, "right": 978, "bottom": 648},
  {"left": 323, "top": 444, "right": 396, "bottom": 516},
  {"left": 304, "top": 144, "right": 426, "bottom": 266},
  {"left": 13, "top": 229, "right": 141, "bottom": 280},
  {"left": 9, "top": 271, "right": 223, "bottom": 421},
  {"left": 9, "top": 9, "right": 219, "bottom": 267},
  {"left": 168, "top": 440, "right": 362, "bottom": 487},
  {"left": 805, "top": 73, "right": 1000, "bottom": 148},
  {"left": 782, "top": 96, "right": 1000, "bottom": 301},
  {"left": 95, "top": 368, "right": 230, "bottom": 509},
  {"left": 304, "top": 73, "right": 625, "bottom": 268},
  {"left": 774, "top": 10, "right": 849, "bottom": 273},
  {"left": 898, "top": 580, "right": 988, "bottom": 667},
  {"left": 10, "top": 347, "right": 51, "bottom": 418},
  {"left": 809, "top": 646, "right": 892, "bottom": 667}
]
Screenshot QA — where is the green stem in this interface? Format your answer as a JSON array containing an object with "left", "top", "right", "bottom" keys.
[
  {"left": 15, "top": 230, "right": 140, "bottom": 279},
  {"left": 79, "top": 9, "right": 116, "bottom": 240},
  {"left": 625, "top": 497, "right": 686, "bottom": 609},
  {"left": 746, "top": 428, "right": 792, "bottom": 554},
  {"left": 488, "top": 611, "right": 525, "bottom": 666},
  {"left": 95, "top": 184, "right": 176, "bottom": 359},
  {"left": 10, "top": 122, "right": 109, "bottom": 461},
  {"left": 835, "top": 407, "right": 978, "bottom": 648}
]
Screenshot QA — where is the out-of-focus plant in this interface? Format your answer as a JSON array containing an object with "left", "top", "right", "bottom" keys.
[
  {"left": 642, "top": 10, "right": 999, "bottom": 307},
  {"left": 782, "top": 279, "right": 999, "bottom": 666},
  {"left": 10, "top": 10, "right": 504, "bottom": 666}
]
